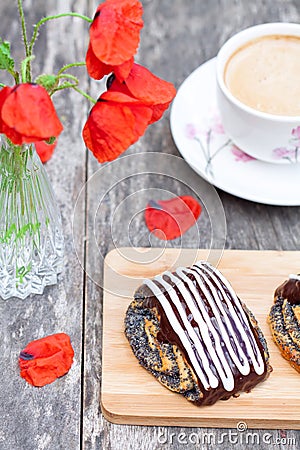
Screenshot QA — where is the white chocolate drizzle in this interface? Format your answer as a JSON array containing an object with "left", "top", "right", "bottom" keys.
[
  {"left": 289, "top": 274, "right": 300, "bottom": 281},
  {"left": 143, "top": 261, "right": 265, "bottom": 392}
]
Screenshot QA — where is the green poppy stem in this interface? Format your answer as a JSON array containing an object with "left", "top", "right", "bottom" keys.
[
  {"left": 29, "top": 13, "right": 92, "bottom": 56},
  {"left": 49, "top": 80, "right": 96, "bottom": 104},
  {"left": 72, "top": 86, "right": 97, "bottom": 104},
  {"left": 21, "top": 56, "right": 34, "bottom": 83},
  {"left": 17, "top": 0, "right": 29, "bottom": 55},
  {"left": 57, "top": 62, "right": 86, "bottom": 76},
  {"left": 57, "top": 73, "right": 79, "bottom": 84},
  {"left": 17, "top": 0, "right": 31, "bottom": 82}
]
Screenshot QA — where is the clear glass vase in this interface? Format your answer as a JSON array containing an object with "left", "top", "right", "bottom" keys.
[{"left": 0, "top": 135, "right": 64, "bottom": 299}]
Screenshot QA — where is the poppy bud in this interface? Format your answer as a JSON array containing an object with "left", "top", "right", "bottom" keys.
[
  {"left": 86, "top": 0, "right": 143, "bottom": 80},
  {"left": 0, "top": 83, "right": 63, "bottom": 145}
]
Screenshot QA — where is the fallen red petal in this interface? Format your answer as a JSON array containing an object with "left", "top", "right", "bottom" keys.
[
  {"left": 89, "top": 0, "right": 143, "bottom": 66},
  {"left": 19, "top": 333, "right": 74, "bottom": 387},
  {"left": 35, "top": 140, "right": 57, "bottom": 163},
  {"left": 145, "top": 196, "right": 202, "bottom": 240}
]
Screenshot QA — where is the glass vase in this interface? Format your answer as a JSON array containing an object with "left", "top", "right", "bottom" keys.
[{"left": 0, "top": 135, "right": 64, "bottom": 299}]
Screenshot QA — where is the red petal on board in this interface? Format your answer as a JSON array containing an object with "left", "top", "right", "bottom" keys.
[
  {"left": 19, "top": 333, "right": 74, "bottom": 387},
  {"left": 82, "top": 100, "right": 152, "bottom": 162},
  {"left": 1, "top": 84, "right": 63, "bottom": 145},
  {"left": 145, "top": 196, "right": 202, "bottom": 240},
  {"left": 89, "top": 0, "right": 143, "bottom": 66},
  {"left": 35, "top": 140, "right": 57, "bottom": 163}
]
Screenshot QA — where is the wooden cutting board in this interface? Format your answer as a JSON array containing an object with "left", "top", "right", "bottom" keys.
[{"left": 101, "top": 248, "right": 300, "bottom": 429}]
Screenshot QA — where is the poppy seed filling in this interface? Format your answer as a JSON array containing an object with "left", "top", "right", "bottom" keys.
[{"left": 125, "top": 261, "right": 271, "bottom": 406}]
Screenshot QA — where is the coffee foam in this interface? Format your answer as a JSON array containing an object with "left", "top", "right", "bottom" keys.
[{"left": 224, "top": 35, "right": 300, "bottom": 116}]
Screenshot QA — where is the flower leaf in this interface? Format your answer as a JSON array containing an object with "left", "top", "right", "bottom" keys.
[
  {"left": 0, "top": 39, "right": 15, "bottom": 72},
  {"left": 35, "top": 74, "right": 59, "bottom": 92}
]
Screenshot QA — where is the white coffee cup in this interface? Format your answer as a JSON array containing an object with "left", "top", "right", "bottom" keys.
[{"left": 216, "top": 23, "right": 300, "bottom": 164}]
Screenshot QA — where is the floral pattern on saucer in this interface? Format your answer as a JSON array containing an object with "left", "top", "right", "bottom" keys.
[
  {"left": 185, "top": 114, "right": 255, "bottom": 177},
  {"left": 170, "top": 57, "right": 300, "bottom": 205},
  {"left": 231, "top": 146, "right": 256, "bottom": 162}
]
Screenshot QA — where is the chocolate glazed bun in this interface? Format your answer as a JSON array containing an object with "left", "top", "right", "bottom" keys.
[
  {"left": 125, "top": 261, "right": 272, "bottom": 406},
  {"left": 269, "top": 275, "right": 300, "bottom": 373}
]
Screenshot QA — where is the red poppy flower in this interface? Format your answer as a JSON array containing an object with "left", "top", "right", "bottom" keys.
[
  {"left": 19, "top": 333, "right": 74, "bottom": 387},
  {"left": 83, "top": 63, "right": 176, "bottom": 162},
  {"left": 0, "top": 83, "right": 63, "bottom": 145},
  {"left": 103, "top": 63, "right": 177, "bottom": 123},
  {"left": 83, "top": 100, "right": 152, "bottom": 162},
  {"left": 145, "top": 196, "right": 202, "bottom": 240},
  {"left": 125, "top": 63, "right": 176, "bottom": 108},
  {"left": 86, "top": 0, "right": 143, "bottom": 80},
  {"left": 35, "top": 140, "right": 57, "bottom": 163}
]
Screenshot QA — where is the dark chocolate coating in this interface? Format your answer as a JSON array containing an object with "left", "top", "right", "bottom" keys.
[
  {"left": 275, "top": 278, "right": 300, "bottom": 305},
  {"left": 269, "top": 276, "right": 300, "bottom": 373},
  {"left": 126, "top": 268, "right": 271, "bottom": 406}
]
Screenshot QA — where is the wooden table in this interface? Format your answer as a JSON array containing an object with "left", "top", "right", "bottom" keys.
[{"left": 0, "top": 1, "right": 299, "bottom": 449}]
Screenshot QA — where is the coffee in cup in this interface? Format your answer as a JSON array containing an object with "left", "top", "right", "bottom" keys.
[
  {"left": 224, "top": 35, "right": 300, "bottom": 116},
  {"left": 216, "top": 23, "right": 300, "bottom": 163}
]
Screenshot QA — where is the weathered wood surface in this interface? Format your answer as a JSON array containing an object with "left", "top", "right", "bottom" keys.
[
  {"left": 1, "top": 0, "right": 300, "bottom": 449},
  {"left": 0, "top": 1, "right": 88, "bottom": 449},
  {"left": 85, "top": 0, "right": 300, "bottom": 449}
]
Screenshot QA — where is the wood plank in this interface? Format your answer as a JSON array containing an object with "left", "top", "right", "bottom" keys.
[
  {"left": 0, "top": 1, "right": 89, "bottom": 449},
  {"left": 101, "top": 248, "right": 300, "bottom": 429}
]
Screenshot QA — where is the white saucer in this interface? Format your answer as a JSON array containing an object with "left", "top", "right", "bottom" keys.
[{"left": 170, "top": 58, "right": 300, "bottom": 206}]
